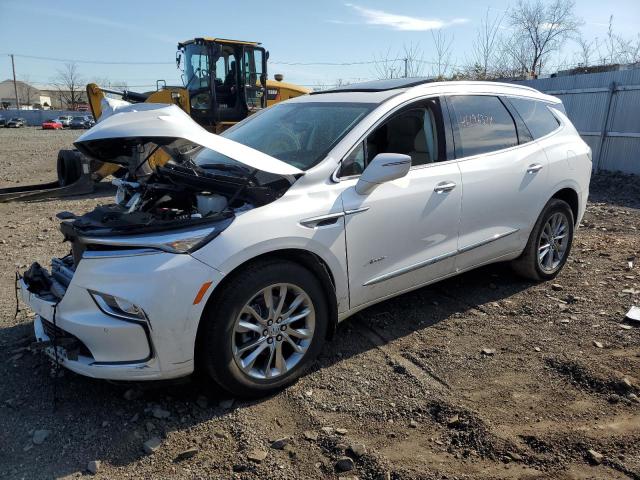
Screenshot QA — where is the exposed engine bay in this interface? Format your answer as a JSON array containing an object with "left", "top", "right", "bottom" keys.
[
  {"left": 56, "top": 140, "right": 297, "bottom": 264},
  {"left": 65, "top": 145, "right": 291, "bottom": 234},
  {"left": 38, "top": 104, "right": 302, "bottom": 268}
]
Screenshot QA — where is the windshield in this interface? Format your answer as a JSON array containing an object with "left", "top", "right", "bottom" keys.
[
  {"left": 196, "top": 102, "right": 375, "bottom": 170},
  {"left": 183, "top": 44, "right": 210, "bottom": 91}
]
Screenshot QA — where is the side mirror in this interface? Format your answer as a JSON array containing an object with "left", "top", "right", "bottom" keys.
[{"left": 355, "top": 153, "right": 411, "bottom": 195}]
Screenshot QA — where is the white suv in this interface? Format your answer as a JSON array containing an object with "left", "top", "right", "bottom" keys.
[{"left": 19, "top": 79, "right": 592, "bottom": 396}]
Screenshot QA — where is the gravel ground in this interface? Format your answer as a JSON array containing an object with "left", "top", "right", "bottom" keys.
[{"left": 0, "top": 126, "right": 639, "bottom": 479}]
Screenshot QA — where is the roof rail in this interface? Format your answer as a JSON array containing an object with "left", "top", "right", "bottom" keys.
[{"left": 311, "top": 77, "right": 435, "bottom": 95}]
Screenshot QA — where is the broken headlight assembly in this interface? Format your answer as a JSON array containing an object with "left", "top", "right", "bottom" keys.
[{"left": 89, "top": 290, "right": 147, "bottom": 321}]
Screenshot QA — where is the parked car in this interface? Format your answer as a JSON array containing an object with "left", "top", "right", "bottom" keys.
[
  {"left": 0, "top": 117, "right": 6, "bottom": 127},
  {"left": 6, "top": 117, "right": 26, "bottom": 128},
  {"left": 42, "top": 119, "right": 64, "bottom": 130},
  {"left": 57, "top": 115, "right": 73, "bottom": 128},
  {"left": 70, "top": 116, "right": 95, "bottom": 129},
  {"left": 18, "top": 80, "right": 592, "bottom": 397}
]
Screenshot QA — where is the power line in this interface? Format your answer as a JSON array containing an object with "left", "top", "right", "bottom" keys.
[
  {"left": 2, "top": 52, "right": 609, "bottom": 78},
  {"left": 2, "top": 53, "right": 173, "bottom": 65},
  {"left": 271, "top": 59, "right": 398, "bottom": 66}
]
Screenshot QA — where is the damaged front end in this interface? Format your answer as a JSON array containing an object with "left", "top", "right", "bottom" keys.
[
  {"left": 65, "top": 103, "right": 302, "bottom": 261},
  {"left": 18, "top": 103, "right": 303, "bottom": 379}
]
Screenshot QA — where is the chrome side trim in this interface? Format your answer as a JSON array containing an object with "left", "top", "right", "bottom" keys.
[
  {"left": 299, "top": 212, "right": 345, "bottom": 229},
  {"left": 345, "top": 206, "right": 370, "bottom": 216},
  {"left": 83, "top": 248, "right": 161, "bottom": 259},
  {"left": 363, "top": 250, "right": 458, "bottom": 286},
  {"left": 457, "top": 228, "right": 520, "bottom": 254},
  {"left": 362, "top": 228, "right": 520, "bottom": 286}
]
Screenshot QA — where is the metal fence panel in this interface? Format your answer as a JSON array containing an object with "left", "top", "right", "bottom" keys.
[
  {"left": 609, "top": 89, "right": 640, "bottom": 134},
  {"left": 514, "top": 68, "right": 640, "bottom": 174},
  {"left": 600, "top": 137, "right": 640, "bottom": 174},
  {"left": 557, "top": 91, "right": 609, "bottom": 133}
]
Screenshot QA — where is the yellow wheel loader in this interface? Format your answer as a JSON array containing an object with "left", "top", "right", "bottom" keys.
[{"left": 0, "top": 37, "right": 309, "bottom": 202}]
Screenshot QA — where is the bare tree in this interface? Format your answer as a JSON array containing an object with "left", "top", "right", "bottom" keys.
[
  {"left": 372, "top": 43, "right": 425, "bottom": 79},
  {"left": 594, "top": 16, "right": 640, "bottom": 65},
  {"left": 401, "top": 43, "right": 426, "bottom": 78},
  {"left": 430, "top": 30, "right": 454, "bottom": 79},
  {"left": 372, "top": 48, "right": 400, "bottom": 79},
  {"left": 574, "top": 35, "right": 594, "bottom": 67},
  {"left": 617, "top": 35, "right": 640, "bottom": 63},
  {"left": 466, "top": 9, "right": 505, "bottom": 79},
  {"left": 53, "top": 63, "right": 85, "bottom": 110},
  {"left": 18, "top": 75, "right": 38, "bottom": 107},
  {"left": 508, "top": 0, "right": 582, "bottom": 76},
  {"left": 501, "top": 35, "right": 534, "bottom": 77}
]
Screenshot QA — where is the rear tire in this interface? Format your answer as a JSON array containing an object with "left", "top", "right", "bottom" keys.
[
  {"left": 512, "top": 198, "right": 574, "bottom": 281},
  {"left": 57, "top": 150, "right": 83, "bottom": 186},
  {"left": 198, "top": 260, "right": 328, "bottom": 398}
]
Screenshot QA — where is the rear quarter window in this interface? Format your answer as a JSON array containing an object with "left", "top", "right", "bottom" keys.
[{"left": 509, "top": 98, "right": 561, "bottom": 139}]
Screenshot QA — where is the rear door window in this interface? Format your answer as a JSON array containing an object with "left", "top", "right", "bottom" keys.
[
  {"left": 509, "top": 98, "right": 560, "bottom": 139},
  {"left": 448, "top": 95, "right": 518, "bottom": 158}
]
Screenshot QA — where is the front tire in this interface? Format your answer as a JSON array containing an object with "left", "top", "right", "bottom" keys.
[
  {"left": 512, "top": 198, "right": 574, "bottom": 281},
  {"left": 198, "top": 260, "right": 328, "bottom": 398}
]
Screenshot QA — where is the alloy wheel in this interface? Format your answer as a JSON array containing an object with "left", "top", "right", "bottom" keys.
[
  {"left": 232, "top": 283, "right": 315, "bottom": 380},
  {"left": 537, "top": 212, "right": 570, "bottom": 273}
]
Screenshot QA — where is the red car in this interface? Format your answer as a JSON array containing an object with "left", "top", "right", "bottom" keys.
[{"left": 42, "top": 119, "right": 63, "bottom": 130}]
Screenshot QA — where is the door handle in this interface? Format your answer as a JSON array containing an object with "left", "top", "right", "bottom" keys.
[
  {"left": 527, "top": 163, "right": 544, "bottom": 174},
  {"left": 434, "top": 181, "right": 457, "bottom": 194}
]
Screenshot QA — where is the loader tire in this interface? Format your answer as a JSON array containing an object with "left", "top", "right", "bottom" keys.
[{"left": 57, "top": 150, "right": 83, "bottom": 186}]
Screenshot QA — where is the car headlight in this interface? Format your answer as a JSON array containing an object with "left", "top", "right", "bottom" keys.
[
  {"left": 80, "top": 218, "right": 234, "bottom": 255},
  {"left": 159, "top": 229, "right": 215, "bottom": 254},
  {"left": 89, "top": 290, "right": 147, "bottom": 321}
]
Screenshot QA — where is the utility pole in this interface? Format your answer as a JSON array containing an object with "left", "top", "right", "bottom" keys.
[
  {"left": 10, "top": 54, "right": 21, "bottom": 110},
  {"left": 404, "top": 58, "right": 408, "bottom": 78}
]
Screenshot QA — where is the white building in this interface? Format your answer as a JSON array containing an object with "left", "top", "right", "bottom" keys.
[{"left": 0, "top": 79, "right": 52, "bottom": 110}]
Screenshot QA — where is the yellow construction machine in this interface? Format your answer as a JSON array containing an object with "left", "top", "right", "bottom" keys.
[{"left": 0, "top": 37, "right": 309, "bottom": 202}]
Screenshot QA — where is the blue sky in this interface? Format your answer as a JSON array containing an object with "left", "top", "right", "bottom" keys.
[{"left": 1, "top": 0, "right": 638, "bottom": 90}]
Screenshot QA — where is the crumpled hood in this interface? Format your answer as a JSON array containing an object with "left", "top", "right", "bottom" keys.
[{"left": 74, "top": 103, "right": 303, "bottom": 176}]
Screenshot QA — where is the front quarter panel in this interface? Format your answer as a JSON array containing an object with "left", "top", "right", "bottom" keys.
[{"left": 191, "top": 180, "right": 350, "bottom": 313}]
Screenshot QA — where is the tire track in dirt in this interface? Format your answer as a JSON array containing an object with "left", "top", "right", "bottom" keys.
[
  {"left": 356, "top": 288, "right": 640, "bottom": 479},
  {"left": 350, "top": 317, "right": 527, "bottom": 467}
]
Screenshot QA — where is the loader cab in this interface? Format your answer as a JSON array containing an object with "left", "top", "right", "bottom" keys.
[{"left": 178, "top": 37, "right": 267, "bottom": 132}]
